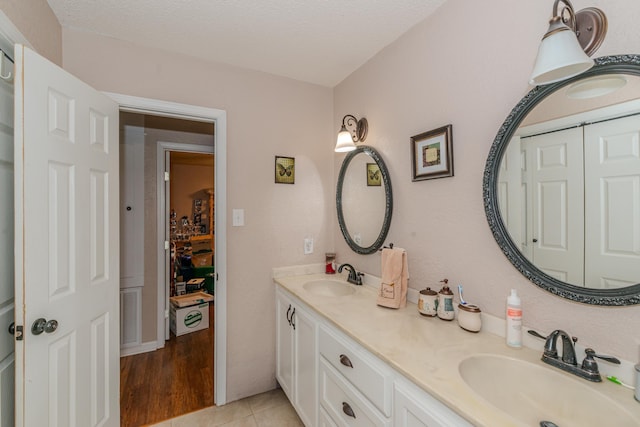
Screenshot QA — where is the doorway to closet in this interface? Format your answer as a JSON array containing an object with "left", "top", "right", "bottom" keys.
[{"left": 118, "top": 112, "right": 215, "bottom": 426}]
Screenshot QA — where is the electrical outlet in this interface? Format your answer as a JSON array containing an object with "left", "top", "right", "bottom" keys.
[{"left": 304, "top": 237, "right": 314, "bottom": 254}]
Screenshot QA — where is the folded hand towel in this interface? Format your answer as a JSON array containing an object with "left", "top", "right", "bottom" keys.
[{"left": 377, "top": 247, "right": 409, "bottom": 309}]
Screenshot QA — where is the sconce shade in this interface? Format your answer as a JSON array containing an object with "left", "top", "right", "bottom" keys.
[
  {"left": 335, "top": 115, "right": 367, "bottom": 152},
  {"left": 335, "top": 125, "right": 357, "bottom": 152},
  {"left": 529, "top": 18, "right": 594, "bottom": 86}
]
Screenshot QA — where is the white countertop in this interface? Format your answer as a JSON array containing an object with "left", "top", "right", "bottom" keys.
[{"left": 274, "top": 272, "right": 640, "bottom": 427}]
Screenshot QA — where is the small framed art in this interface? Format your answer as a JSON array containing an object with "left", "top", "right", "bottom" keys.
[
  {"left": 275, "top": 155, "right": 295, "bottom": 184},
  {"left": 411, "top": 124, "right": 454, "bottom": 181},
  {"left": 366, "top": 163, "right": 381, "bottom": 186}
]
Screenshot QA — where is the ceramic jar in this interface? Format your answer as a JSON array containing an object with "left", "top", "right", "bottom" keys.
[
  {"left": 437, "top": 286, "right": 455, "bottom": 321},
  {"left": 457, "top": 303, "right": 482, "bottom": 332},
  {"left": 418, "top": 287, "right": 438, "bottom": 317}
]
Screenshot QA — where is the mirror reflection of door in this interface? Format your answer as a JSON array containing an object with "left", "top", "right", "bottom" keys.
[{"left": 499, "top": 109, "right": 640, "bottom": 289}]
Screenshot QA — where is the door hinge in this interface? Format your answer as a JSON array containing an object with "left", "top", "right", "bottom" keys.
[
  {"left": 216, "top": 273, "right": 219, "bottom": 281},
  {"left": 164, "top": 171, "right": 170, "bottom": 181},
  {"left": 164, "top": 309, "right": 169, "bottom": 319},
  {"left": 164, "top": 240, "right": 170, "bottom": 250}
]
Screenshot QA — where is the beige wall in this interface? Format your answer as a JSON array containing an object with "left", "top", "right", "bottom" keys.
[
  {"left": 170, "top": 160, "right": 214, "bottom": 226},
  {"left": 0, "top": 0, "right": 61, "bottom": 64},
  {"left": 334, "top": 0, "right": 640, "bottom": 362},
  {"left": 62, "top": 29, "right": 334, "bottom": 401}
]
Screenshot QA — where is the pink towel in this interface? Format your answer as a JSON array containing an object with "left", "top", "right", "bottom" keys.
[{"left": 377, "top": 247, "right": 409, "bottom": 309}]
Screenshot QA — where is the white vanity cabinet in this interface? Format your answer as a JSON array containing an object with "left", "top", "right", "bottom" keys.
[
  {"left": 394, "top": 377, "right": 471, "bottom": 427},
  {"left": 276, "top": 288, "right": 318, "bottom": 427},
  {"left": 275, "top": 283, "right": 472, "bottom": 427}
]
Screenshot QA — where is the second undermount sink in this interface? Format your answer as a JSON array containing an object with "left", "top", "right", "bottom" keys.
[
  {"left": 458, "top": 354, "right": 639, "bottom": 426},
  {"left": 303, "top": 279, "right": 356, "bottom": 297}
]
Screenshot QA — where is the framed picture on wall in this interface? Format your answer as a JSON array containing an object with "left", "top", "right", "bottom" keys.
[
  {"left": 411, "top": 124, "right": 454, "bottom": 181},
  {"left": 366, "top": 163, "right": 381, "bottom": 186},
  {"left": 275, "top": 155, "right": 295, "bottom": 184}
]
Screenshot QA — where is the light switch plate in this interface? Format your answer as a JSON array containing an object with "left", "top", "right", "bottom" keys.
[{"left": 232, "top": 209, "right": 244, "bottom": 226}]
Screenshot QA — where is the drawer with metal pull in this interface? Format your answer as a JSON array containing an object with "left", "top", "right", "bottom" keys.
[
  {"left": 319, "top": 358, "right": 390, "bottom": 427},
  {"left": 319, "top": 325, "right": 392, "bottom": 417}
]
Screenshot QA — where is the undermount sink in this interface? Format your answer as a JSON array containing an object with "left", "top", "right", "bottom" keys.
[
  {"left": 458, "top": 354, "right": 639, "bottom": 427},
  {"left": 303, "top": 279, "right": 356, "bottom": 297}
]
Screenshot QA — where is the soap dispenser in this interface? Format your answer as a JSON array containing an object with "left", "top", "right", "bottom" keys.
[{"left": 437, "top": 279, "right": 455, "bottom": 321}]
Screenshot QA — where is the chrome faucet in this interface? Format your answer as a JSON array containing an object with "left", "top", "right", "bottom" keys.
[
  {"left": 337, "top": 263, "right": 363, "bottom": 286},
  {"left": 528, "top": 330, "right": 620, "bottom": 382}
]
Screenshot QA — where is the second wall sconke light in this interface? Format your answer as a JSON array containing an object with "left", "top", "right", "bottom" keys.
[
  {"left": 530, "top": 0, "right": 607, "bottom": 86},
  {"left": 335, "top": 114, "right": 368, "bottom": 152}
]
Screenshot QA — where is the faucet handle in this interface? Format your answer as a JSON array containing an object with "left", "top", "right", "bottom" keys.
[
  {"left": 581, "top": 348, "right": 621, "bottom": 376},
  {"left": 583, "top": 348, "right": 621, "bottom": 365},
  {"left": 527, "top": 329, "right": 546, "bottom": 340}
]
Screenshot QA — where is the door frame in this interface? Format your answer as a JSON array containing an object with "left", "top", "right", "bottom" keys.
[
  {"left": 157, "top": 142, "right": 214, "bottom": 342},
  {"left": 106, "top": 92, "right": 227, "bottom": 405}
]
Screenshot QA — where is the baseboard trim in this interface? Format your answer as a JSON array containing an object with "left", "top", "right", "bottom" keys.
[{"left": 120, "top": 341, "right": 158, "bottom": 357}]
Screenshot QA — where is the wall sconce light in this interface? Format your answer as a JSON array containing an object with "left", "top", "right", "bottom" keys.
[
  {"left": 530, "top": 0, "right": 607, "bottom": 86},
  {"left": 335, "top": 114, "right": 368, "bottom": 152}
]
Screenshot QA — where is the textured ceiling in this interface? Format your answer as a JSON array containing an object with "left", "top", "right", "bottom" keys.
[{"left": 47, "top": 0, "right": 447, "bottom": 87}]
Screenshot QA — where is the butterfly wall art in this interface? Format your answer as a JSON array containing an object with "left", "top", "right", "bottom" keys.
[
  {"left": 366, "top": 163, "right": 381, "bottom": 186},
  {"left": 275, "top": 155, "right": 295, "bottom": 184}
]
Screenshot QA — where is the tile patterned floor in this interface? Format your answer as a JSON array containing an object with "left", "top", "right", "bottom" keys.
[{"left": 147, "top": 388, "right": 304, "bottom": 427}]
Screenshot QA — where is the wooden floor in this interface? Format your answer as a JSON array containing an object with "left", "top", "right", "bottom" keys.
[{"left": 120, "top": 303, "right": 214, "bottom": 427}]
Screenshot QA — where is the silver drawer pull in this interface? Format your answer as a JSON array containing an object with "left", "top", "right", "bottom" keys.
[
  {"left": 339, "top": 354, "right": 353, "bottom": 368},
  {"left": 342, "top": 402, "right": 356, "bottom": 419}
]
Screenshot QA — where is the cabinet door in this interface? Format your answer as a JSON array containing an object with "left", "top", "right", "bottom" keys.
[
  {"left": 319, "top": 406, "right": 339, "bottom": 427},
  {"left": 275, "top": 291, "right": 294, "bottom": 399},
  {"left": 293, "top": 305, "right": 317, "bottom": 427},
  {"left": 394, "top": 379, "right": 471, "bottom": 427}
]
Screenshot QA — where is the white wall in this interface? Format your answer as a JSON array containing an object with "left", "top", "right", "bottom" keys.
[
  {"left": 62, "top": 29, "right": 334, "bottom": 401},
  {"left": 333, "top": 0, "right": 640, "bottom": 362},
  {"left": 0, "top": 0, "right": 61, "bottom": 64}
]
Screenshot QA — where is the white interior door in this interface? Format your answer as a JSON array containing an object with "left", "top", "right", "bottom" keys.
[
  {"left": 499, "top": 135, "right": 532, "bottom": 258},
  {"left": 584, "top": 115, "right": 640, "bottom": 288},
  {"left": 0, "top": 50, "right": 15, "bottom": 427},
  {"left": 525, "top": 127, "right": 584, "bottom": 284},
  {"left": 14, "top": 45, "right": 119, "bottom": 427}
]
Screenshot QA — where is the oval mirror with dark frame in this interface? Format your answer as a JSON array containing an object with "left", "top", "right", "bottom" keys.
[
  {"left": 337, "top": 145, "right": 393, "bottom": 254},
  {"left": 484, "top": 55, "right": 640, "bottom": 306}
]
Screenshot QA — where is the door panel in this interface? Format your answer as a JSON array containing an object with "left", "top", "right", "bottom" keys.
[
  {"left": 525, "top": 128, "right": 584, "bottom": 284},
  {"left": 584, "top": 115, "right": 640, "bottom": 288},
  {"left": 14, "top": 45, "right": 119, "bottom": 427}
]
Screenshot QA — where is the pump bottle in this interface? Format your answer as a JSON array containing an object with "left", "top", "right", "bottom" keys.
[{"left": 506, "top": 289, "right": 522, "bottom": 348}]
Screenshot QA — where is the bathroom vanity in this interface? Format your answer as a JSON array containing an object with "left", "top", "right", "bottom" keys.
[{"left": 274, "top": 272, "right": 640, "bottom": 427}]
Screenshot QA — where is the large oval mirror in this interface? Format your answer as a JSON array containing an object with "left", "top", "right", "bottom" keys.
[
  {"left": 337, "top": 145, "right": 393, "bottom": 254},
  {"left": 484, "top": 55, "right": 640, "bottom": 306}
]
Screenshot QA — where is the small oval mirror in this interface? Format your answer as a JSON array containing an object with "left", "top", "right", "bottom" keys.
[{"left": 337, "top": 145, "right": 392, "bottom": 254}]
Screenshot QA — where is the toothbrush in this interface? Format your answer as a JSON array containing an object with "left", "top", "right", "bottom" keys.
[
  {"left": 458, "top": 284, "right": 467, "bottom": 305},
  {"left": 606, "top": 376, "right": 635, "bottom": 390}
]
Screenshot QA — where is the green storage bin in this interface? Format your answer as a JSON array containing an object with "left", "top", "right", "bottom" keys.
[{"left": 193, "top": 266, "right": 215, "bottom": 294}]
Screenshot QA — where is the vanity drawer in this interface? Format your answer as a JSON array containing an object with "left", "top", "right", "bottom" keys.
[
  {"left": 319, "top": 358, "right": 390, "bottom": 427},
  {"left": 319, "top": 325, "right": 392, "bottom": 417}
]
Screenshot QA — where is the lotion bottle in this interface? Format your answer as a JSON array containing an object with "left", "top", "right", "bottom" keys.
[{"left": 506, "top": 289, "right": 522, "bottom": 348}]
